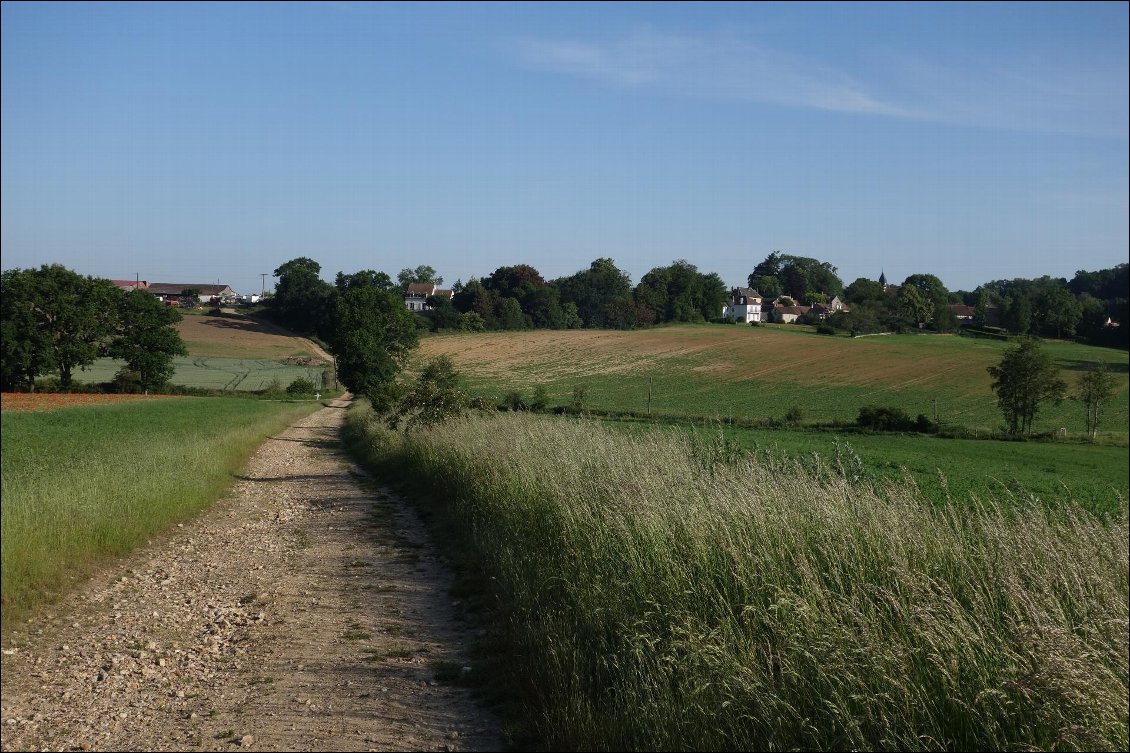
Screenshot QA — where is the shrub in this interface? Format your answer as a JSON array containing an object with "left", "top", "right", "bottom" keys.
[
  {"left": 571, "top": 384, "right": 589, "bottom": 411},
  {"left": 857, "top": 405, "right": 916, "bottom": 431},
  {"left": 111, "top": 367, "right": 144, "bottom": 394},
  {"left": 499, "top": 390, "right": 527, "bottom": 412},
  {"left": 286, "top": 377, "right": 316, "bottom": 395},
  {"left": 530, "top": 385, "right": 549, "bottom": 413},
  {"left": 783, "top": 406, "right": 805, "bottom": 425},
  {"left": 816, "top": 323, "right": 837, "bottom": 335}
]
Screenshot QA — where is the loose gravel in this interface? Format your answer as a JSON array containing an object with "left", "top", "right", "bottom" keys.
[{"left": 1, "top": 398, "right": 501, "bottom": 752}]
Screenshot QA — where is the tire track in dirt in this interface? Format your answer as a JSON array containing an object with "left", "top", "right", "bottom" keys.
[{"left": 1, "top": 398, "right": 501, "bottom": 752}]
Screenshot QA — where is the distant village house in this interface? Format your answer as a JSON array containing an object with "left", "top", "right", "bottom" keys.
[
  {"left": 722, "top": 287, "right": 763, "bottom": 324},
  {"left": 404, "top": 282, "right": 454, "bottom": 311}
]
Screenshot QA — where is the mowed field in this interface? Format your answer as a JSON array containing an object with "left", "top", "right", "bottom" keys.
[
  {"left": 71, "top": 311, "right": 333, "bottom": 392},
  {"left": 175, "top": 310, "right": 324, "bottom": 361},
  {"left": 419, "top": 324, "right": 1130, "bottom": 434}
]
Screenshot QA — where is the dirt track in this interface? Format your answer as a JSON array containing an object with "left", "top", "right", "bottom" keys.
[{"left": 0, "top": 398, "right": 500, "bottom": 752}]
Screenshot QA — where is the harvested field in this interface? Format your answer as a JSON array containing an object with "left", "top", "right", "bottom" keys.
[
  {"left": 418, "top": 325, "right": 1130, "bottom": 433},
  {"left": 176, "top": 311, "right": 328, "bottom": 362},
  {"left": 0, "top": 392, "right": 182, "bottom": 413}
]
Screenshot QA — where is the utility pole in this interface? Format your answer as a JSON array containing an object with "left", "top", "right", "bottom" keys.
[{"left": 261, "top": 274, "right": 268, "bottom": 296}]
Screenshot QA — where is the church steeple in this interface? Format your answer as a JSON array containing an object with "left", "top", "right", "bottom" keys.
[{"left": 879, "top": 269, "right": 887, "bottom": 287}]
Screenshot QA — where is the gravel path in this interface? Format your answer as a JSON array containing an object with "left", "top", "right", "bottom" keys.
[{"left": 1, "top": 398, "right": 501, "bottom": 752}]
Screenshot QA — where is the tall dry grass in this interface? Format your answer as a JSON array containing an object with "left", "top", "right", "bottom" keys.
[{"left": 345, "top": 406, "right": 1128, "bottom": 751}]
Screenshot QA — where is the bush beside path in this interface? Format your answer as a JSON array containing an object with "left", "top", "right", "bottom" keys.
[{"left": 0, "top": 398, "right": 499, "bottom": 752}]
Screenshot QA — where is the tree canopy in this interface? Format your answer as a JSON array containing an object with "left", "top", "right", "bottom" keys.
[
  {"left": 105, "top": 289, "right": 188, "bottom": 390},
  {"left": 987, "top": 339, "right": 1068, "bottom": 436}
]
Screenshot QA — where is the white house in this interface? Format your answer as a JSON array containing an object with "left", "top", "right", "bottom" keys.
[
  {"left": 404, "top": 282, "right": 454, "bottom": 311},
  {"left": 722, "top": 287, "right": 763, "bottom": 324}
]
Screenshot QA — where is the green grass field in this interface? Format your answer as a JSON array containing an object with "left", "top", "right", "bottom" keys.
[
  {"left": 609, "top": 419, "right": 1129, "bottom": 512},
  {"left": 419, "top": 325, "right": 1129, "bottom": 435},
  {"left": 0, "top": 397, "right": 322, "bottom": 628},
  {"left": 73, "top": 356, "right": 331, "bottom": 392}
]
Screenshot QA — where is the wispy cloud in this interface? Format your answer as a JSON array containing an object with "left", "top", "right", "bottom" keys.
[
  {"left": 515, "top": 29, "right": 919, "bottom": 118},
  {"left": 514, "top": 29, "right": 1128, "bottom": 137}
]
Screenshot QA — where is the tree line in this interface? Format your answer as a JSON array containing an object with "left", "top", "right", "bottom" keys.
[{"left": 268, "top": 252, "right": 1127, "bottom": 350}]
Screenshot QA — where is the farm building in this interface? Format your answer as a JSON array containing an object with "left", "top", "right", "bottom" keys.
[
  {"left": 722, "top": 287, "right": 764, "bottom": 323},
  {"left": 405, "top": 282, "right": 454, "bottom": 311},
  {"left": 147, "top": 283, "right": 239, "bottom": 306},
  {"left": 110, "top": 279, "right": 149, "bottom": 292}
]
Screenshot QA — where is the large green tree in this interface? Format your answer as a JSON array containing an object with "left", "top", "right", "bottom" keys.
[
  {"left": 751, "top": 254, "right": 843, "bottom": 303},
  {"left": 269, "top": 257, "right": 333, "bottom": 335},
  {"left": 105, "top": 289, "right": 188, "bottom": 390},
  {"left": 1, "top": 268, "right": 56, "bottom": 391},
  {"left": 1, "top": 265, "right": 120, "bottom": 388},
  {"left": 635, "top": 260, "right": 727, "bottom": 323},
  {"left": 554, "top": 258, "right": 632, "bottom": 328},
  {"left": 897, "top": 284, "right": 934, "bottom": 329},
  {"left": 987, "top": 339, "right": 1068, "bottom": 436},
  {"left": 324, "top": 284, "right": 418, "bottom": 410},
  {"left": 397, "top": 265, "right": 443, "bottom": 290}
]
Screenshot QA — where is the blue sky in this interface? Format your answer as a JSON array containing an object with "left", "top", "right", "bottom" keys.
[{"left": 2, "top": 1, "right": 1127, "bottom": 295}]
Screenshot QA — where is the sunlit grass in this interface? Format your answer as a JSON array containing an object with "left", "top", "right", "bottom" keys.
[
  {"left": 1, "top": 398, "right": 321, "bottom": 628},
  {"left": 345, "top": 404, "right": 1129, "bottom": 751}
]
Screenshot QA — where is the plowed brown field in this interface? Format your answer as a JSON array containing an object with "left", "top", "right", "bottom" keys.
[{"left": 0, "top": 393, "right": 182, "bottom": 412}]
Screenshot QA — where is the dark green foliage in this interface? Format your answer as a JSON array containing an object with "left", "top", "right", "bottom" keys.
[
  {"left": 571, "top": 384, "right": 588, "bottom": 411},
  {"left": 389, "top": 355, "right": 468, "bottom": 432},
  {"left": 397, "top": 265, "right": 443, "bottom": 291},
  {"left": 634, "top": 260, "right": 728, "bottom": 324},
  {"left": 268, "top": 257, "right": 333, "bottom": 335},
  {"left": 110, "top": 367, "right": 143, "bottom": 394},
  {"left": 324, "top": 285, "right": 418, "bottom": 407},
  {"left": 105, "top": 289, "right": 187, "bottom": 390},
  {"left": 335, "top": 269, "right": 396, "bottom": 293},
  {"left": 857, "top": 405, "right": 917, "bottom": 431},
  {"left": 1075, "top": 363, "right": 1118, "bottom": 440},
  {"left": 987, "top": 339, "right": 1068, "bottom": 436},
  {"left": 0, "top": 265, "right": 120, "bottom": 389},
  {"left": 554, "top": 258, "right": 632, "bottom": 328},
  {"left": 530, "top": 384, "right": 549, "bottom": 412},
  {"left": 897, "top": 284, "right": 934, "bottom": 329},
  {"left": 783, "top": 406, "right": 804, "bottom": 425},
  {"left": 844, "top": 277, "right": 887, "bottom": 304},
  {"left": 286, "top": 377, "right": 316, "bottom": 395},
  {"left": 499, "top": 390, "right": 527, "bottom": 411}
]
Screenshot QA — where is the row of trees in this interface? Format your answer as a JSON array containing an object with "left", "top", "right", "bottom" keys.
[
  {"left": 267, "top": 256, "right": 729, "bottom": 336},
  {"left": 266, "top": 251, "right": 1125, "bottom": 348},
  {"left": 1, "top": 265, "right": 187, "bottom": 392}
]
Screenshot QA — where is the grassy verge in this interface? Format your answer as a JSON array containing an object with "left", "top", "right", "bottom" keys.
[
  {"left": 1, "top": 398, "right": 322, "bottom": 629},
  {"left": 344, "top": 404, "right": 1128, "bottom": 751}
]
